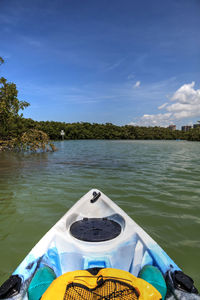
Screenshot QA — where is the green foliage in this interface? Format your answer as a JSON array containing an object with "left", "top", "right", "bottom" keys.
[
  {"left": 187, "top": 128, "right": 200, "bottom": 141},
  {"left": 20, "top": 129, "right": 56, "bottom": 152},
  {"left": 0, "top": 77, "right": 30, "bottom": 137},
  {"left": 0, "top": 129, "right": 57, "bottom": 152},
  {"left": 0, "top": 57, "right": 55, "bottom": 152},
  {"left": 7, "top": 119, "right": 191, "bottom": 141},
  {"left": 0, "top": 103, "right": 199, "bottom": 144},
  {"left": 0, "top": 57, "right": 30, "bottom": 139}
]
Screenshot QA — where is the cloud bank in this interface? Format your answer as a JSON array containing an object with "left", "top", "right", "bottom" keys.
[{"left": 131, "top": 82, "right": 200, "bottom": 126}]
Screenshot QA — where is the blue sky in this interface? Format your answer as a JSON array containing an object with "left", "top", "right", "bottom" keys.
[{"left": 0, "top": 0, "right": 200, "bottom": 127}]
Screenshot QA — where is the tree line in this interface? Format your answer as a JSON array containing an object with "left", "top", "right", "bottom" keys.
[{"left": 5, "top": 117, "right": 200, "bottom": 141}]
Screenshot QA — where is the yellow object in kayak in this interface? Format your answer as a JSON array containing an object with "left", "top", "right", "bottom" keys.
[{"left": 41, "top": 268, "right": 162, "bottom": 300}]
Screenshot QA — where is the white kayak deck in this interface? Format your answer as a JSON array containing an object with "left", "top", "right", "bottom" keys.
[{"left": 14, "top": 189, "right": 180, "bottom": 281}]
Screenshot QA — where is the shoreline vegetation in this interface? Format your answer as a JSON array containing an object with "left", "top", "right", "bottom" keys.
[
  {"left": 0, "top": 56, "right": 56, "bottom": 152},
  {"left": 0, "top": 129, "right": 56, "bottom": 152},
  {"left": 0, "top": 56, "right": 200, "bottom": 152},
  {"left": 0, "top": 119, "right": 200, "bottom": 151}
]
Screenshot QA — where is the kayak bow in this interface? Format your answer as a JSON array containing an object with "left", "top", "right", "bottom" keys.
[{"left": 0, "top": 189, "right": 199, "bottom": 299}]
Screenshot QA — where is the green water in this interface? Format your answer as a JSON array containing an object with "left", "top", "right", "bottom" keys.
[{"left": 0, "top": 140, "right": 200, "bottom": 288}]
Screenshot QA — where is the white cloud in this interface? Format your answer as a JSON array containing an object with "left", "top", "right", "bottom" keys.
[
  {"left": 167, "top": 82, "right": 200, "bottom": 119},
  {"left": 134, "top": 81, "right": 141, "bottom": 88},
  {"left": 131, "top": 113, "right": 173, "bottom": 127},
  {"left": 131, "top": 82, "right": 200, "bottom": 126},
  {"left": 158, "top": 102, "right": 168, "bottom": 110},
  {"left": 171, "top": 82, "right": 196, "bottom": 104}
]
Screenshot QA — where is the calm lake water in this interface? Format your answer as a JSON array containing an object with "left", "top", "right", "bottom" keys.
[{"left": 0, "top": 140, "right": 200, "bottom": 288}]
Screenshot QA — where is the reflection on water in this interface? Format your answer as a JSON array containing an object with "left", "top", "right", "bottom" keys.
[{"left": 0, "top": 140, "right": 200, "bottom": 287}]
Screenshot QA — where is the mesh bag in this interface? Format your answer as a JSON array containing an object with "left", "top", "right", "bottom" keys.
[
  {"left": 41, "top": 268, "right": 162, "bottom": 300},
  {"left": 64, "top": 276, "right": 139, "bottom": 300}
]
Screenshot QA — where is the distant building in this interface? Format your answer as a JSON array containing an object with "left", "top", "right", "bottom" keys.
[
  {"left": 168, "top": 125, "right": 176, "bottom": 131},
  {"left": 181, "top": 125, "right": 192, "bottom": 132}
]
